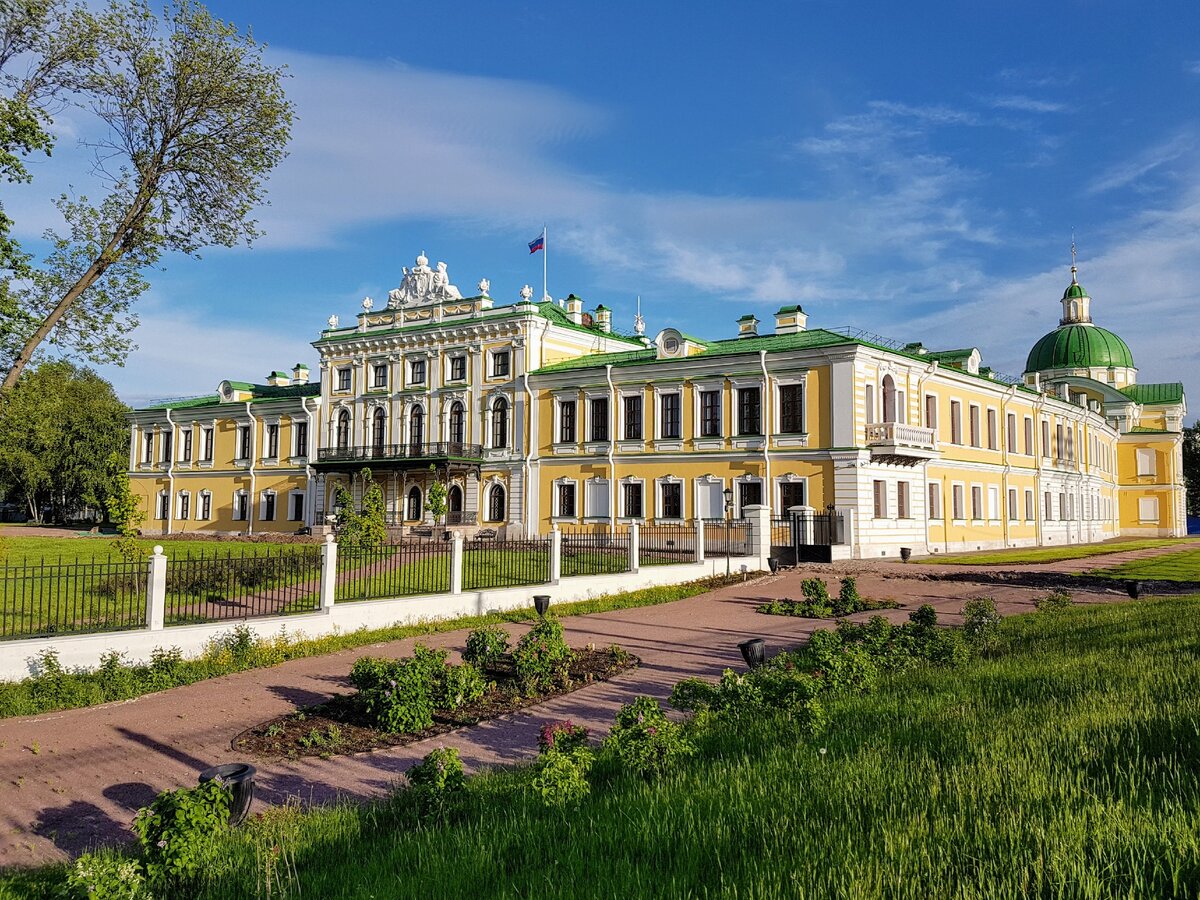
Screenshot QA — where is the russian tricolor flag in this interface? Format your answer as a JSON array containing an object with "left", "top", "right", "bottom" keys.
[{"left": 528, "top": 234, "right": 546, "bottom": 254}]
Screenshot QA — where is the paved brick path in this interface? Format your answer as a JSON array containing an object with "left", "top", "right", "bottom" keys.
[{"left": 0, "top": 545, "right": 1193, "bottom": 869}]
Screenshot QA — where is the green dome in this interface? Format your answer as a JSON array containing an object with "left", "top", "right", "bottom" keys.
[
  {"left": 1025, "top": 324, "right": 1135, "bottom": 373},
  {"left": 1062, "top": 281, "right": 1088, "bottom": 300}
]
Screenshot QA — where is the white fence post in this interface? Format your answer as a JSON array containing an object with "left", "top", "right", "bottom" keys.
[
  {"left": 694, "top": 517, "right": 705, "bottom": 563},
  {"left": 550, "top": 526, "right": 562, "bottom": 584},
  {"left": 450, "top": 531, "right": 464, "bottom": 595},
  {"left": 629, "top": 522, "right": 640, "bottom": 574},
  {"left": 147, "top": 545, "right": 166, "bottom": 631},
  {"left": 743, "top": 504, "right": 772, "bottom": 570},
  {"left": 319, "top": 533, "right": 338, "bottom": 612}
]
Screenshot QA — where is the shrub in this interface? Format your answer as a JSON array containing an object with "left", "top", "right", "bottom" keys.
[
  {"left": 537, "top": 720, "right": 590, "bottom": 754},
  {"left": 513, "top": 618, "right": 575, "bottom": 690},
  {"left": 533, "top": 746, "right": 593, "bottom": 808},
  {"left": 799, "top": 578, "right": 832, "bottom": 616},
  {"left": 605, "top": 696, "right": 694, "bottom": 778},
  {"left": 406, "top": 747, "right": 465, "bottom": 821},
  {"left": 133, "top": 780, "right": 230, "bottom": 887},
  {"left": 804, "top": 629, "right": 880, "bottom": 694},
  {"left": 909, "top": 604, "right": 939, "bottom": 628},
  {"left": 1035, "top": 590, "right": 1074, "bottom": 612},
  {"left": 351, "top": 647, "right": 447, "bottom": 734},
  {"left": 438, "top": 661, "right": 488, "bottom": 710},
  {"left": 463, "top": 624, "right": 510, "bottom": 669},
  {"left": 62, "top": 853, "right": 147, "bottom": 899},
  {"left": 962, "top": 597, "right": 1003, "bottom": 651},
  {"left": 832, "top": 577, "right": 861, "bottom": 616},
  {"left": 146, "top": 646, "right": 186, "bottom": 690}
]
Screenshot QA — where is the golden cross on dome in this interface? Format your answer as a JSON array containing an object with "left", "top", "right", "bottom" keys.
[{"left": 1070, "top": 230, "right": 1078, "bottom": 283}]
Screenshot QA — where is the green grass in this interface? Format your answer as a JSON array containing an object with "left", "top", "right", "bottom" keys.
[
  {"left": 6, "top": 595, "right": 1197, "bottom": 898},
  {"left": 1091, "top": 546, "right": 1200, "bottom": 582},
  {"left": 0, "top": 534, "right": 313, "bottom": 566},
  {"left": 919, "top": 537, "right": 1190, "bottom": 566}
]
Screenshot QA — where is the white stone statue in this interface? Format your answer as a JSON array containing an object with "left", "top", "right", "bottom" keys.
[
  {"left": 387, "top": 251, "right": 463, "bottom": 308},
  {"left": 634, "top": 311, "right": 646, "bottom": 336},
  {"left": 477, "top": 277, "right": 490, "bottom": 296},
  {"left": 327, "top": 314, "right": 339, "bottom": 329},
  {"left": 520, "top": 284, "right": 534, "bottom": 302},
  {"left": 361, "top": 296, "right": 374, "bottom": 311}
]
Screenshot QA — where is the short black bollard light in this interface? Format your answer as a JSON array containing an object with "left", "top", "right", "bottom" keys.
[
  {"left": 738, "top": 638, "right": 767, "bottom": 670},
  {"left": 1125, "top": 580, "right": 1141, "bottom": 600},
  {"left": 533, "top": 594, "right": 551, "bottom": 618},
  {"left": 768, "top": 557, "right": 780, "bottom": 573},
  {"left": 198, "top": 762, "right": 257, "bottom": 826},
  {"left": 899, "top": 547, "right": 912, "bottom": 563}
]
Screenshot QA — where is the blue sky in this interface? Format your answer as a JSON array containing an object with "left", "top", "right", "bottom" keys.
[{"left": 7, "top": 1, "right": 1200, "bottom": 412}]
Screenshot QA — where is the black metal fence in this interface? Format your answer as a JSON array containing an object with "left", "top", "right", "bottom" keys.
[
  {"left": 771, "top": 516, "right": 794, "bottom": 548},
  {"left": 560, "top": 530, "right": 631, "bottom": 577},
  {"left": 1, "top": 558, "right": 148, "bottom": 640},
  {"left": 639, "top": 524, "right": 696, "bottom": 566},
  {"left": 164, "top": 548, "right": 323, "bottom": 625},
  {"left": 703, "top": 519, "right": 751, "bottom": 557},
  {"left": 336, "top": 543, "right": 452, "bottom": 601},
  {"left": 463, "top": 537, "right": 551, "bottom": 590}
]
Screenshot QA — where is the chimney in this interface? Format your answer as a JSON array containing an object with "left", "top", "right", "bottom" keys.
[
  {"left": 737, "top": 314, "right": 759, "bottom": 339},
  {"left": 566, "top": 294, "right": 583, "bottom": 325},
  {"left": 595, "top": 304, "right": 611, "bottom": 333},
  {"left": 773, "top": 305, "right": 807, "bottom": 335},
  {"left": 266, "top": 370, "right": 291, "bottom": 387},
  {"left": 292, "top": 363, "right": 310, "bottom": 385}
]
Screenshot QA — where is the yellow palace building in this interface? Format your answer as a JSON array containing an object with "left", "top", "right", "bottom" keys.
[{"left": 128, "top": 251, "right": 1186, "bottom": 557}]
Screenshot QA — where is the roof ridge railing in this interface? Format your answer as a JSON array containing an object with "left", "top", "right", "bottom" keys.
[{"left": 825, "top": 325, "right": 1025, "bottom": 384}]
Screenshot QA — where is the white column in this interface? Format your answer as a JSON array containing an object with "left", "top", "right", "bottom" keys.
[
  {"left": 146, "top": 545, "right": 167, "bottom": 631},
  {"left": 629, "top": 521, "right": 640, "bottom": 574},
  {"left": 694, "top": 517, "right": 705, "bottom": 563},
  {"left": 550, "top": 525, "right": 562, "bottom": 584},
  {"left": 450, "top": 531, "right": 464, "bottom": 594},
  {"left": 789, "top": 505, "right": 813, "bottom": 545},
  {"left": 319, "top": 533, "right": 337, "bottom": 611},
  {"left": 743, "top": 504, "right": 772, "bottom": 570}
]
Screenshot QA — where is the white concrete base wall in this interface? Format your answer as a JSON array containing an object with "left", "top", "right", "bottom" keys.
[{"left": 0, "top": 556, "right": 760, "bottom": 682}]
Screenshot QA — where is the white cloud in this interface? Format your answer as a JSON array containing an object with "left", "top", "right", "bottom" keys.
[
  {"left": 1087, "top": 132, "right": 1195, "bottom": 195},
  {"left": 990, "top": 95, "right": 1066, "bottom": 114}
]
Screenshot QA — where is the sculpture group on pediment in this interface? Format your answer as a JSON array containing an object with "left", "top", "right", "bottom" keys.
[{"left": 387, "top": 251, "right": 464, "bottom": 308}]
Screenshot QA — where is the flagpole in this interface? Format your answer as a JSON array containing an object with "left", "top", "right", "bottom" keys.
[{"left": 542, "top": 224, "right": 548, "bottom": 303}]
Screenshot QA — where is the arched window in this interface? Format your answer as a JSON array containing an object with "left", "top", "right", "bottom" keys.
[
  {"left": 448, "top": 484, "right": 463, "bottom": 521},
  {"left": 448, "top": 401, "right": 465, "bottom": 446},
  {"left": 372, "top": 408, "right": 386, "bottom": 454},
  {"left": 409, "top": 405, "right": 425, "bottom": 449},
  {"left": 882, "top": 375, "right": 896, "bottom": 424},
  {"left": 488, "top": 484, "right": 506, "bottom": 522},
  {"left": 336, "top": 410, "right": 351, "bottom": 451},
  {"left": 406, "top": 486, "right": 422, "bottom": 521},
  {"left": 492, "top": 397, "right": 509, "bottom": 449}
]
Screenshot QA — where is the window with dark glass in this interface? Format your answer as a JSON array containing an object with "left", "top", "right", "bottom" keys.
[
  {"left": 337, "top": 368, "right": 351, "bottom": 391},
  {"left": 200, "top": 492, "right": 211, "bottom": 520},
  {"left": 590, "top": 397, "right": 609, "bottom": 442},
  {"left": 780, "top": 481, "right": 806, "bottom": 509},
  {"left": 623, "top": 482, "right": 643, "bottom": 518},
  {"left": 623, "top": 395, "right": 643, "bottom": 440},
  {"left": 290, "top": 493, "right": 305, "bottom": 522},
  {"left": 410, "top": 359, "right": 426, "bottom": 384},
  {"left": 700, "top": 390, "right": 721, "bottom": 437},
  {"left": 234, "top": 492, "right": 248, "bottom": 521},
  {"left": 660, "top": 482, "right": 682, "bottom": 519},
  {"left": 238, "top": 425, "right": 251, "bottom": 460},
  {"left": 491, "top": 350, "right": 510, "bottom": 378},
  {"left": 488, "top": 485, "right": 506, "bottom": 522},
  {"left": 557, "top": 483, "right": 576, "bottom": 517},
  {"left": 779, "top": 384, "right": 804, "bottom": 433},
  {"left": 407, "top": 486, "right": 422, "bottom": 521},
  {"left": 266, "top": 423, "right": 279, "bottom": 458},
  {"left": 294, "top": 421, "right": 308, "bottom": 458},
  {"left": 737, "top": 387, "right": 761, "bottom": 436},
  {"left": 178, "top": 493, "right": 189, "bottom": 520},
  {"left": 161, "top": 431, "right": 172, "bottom": 462},
  {"left": 372, "top": 364, "right": 387, "bottom": 388},
  {"left": 559, "top": 400, "right": 576, "bottom": 443},
  {"left": 492, "top": 398, "right": 509, "bottom": 448},
  {"left": 262, "top": 492, "right": 276, "bottom": 521},
  {"left": 738, "top": 480, "right": 763, "bottom": 514},
  {"left": 660, "top": 393, "right": 681, "bottom": 439},
  {"left": 449, "top": 402, "right": 465, "bottom": 445},
  {"left": 371, "top": 409, "right": 385, "bottom": 451},
  {"left": 142, "top": 431, "right": 154, "bottom": 463},
  {"left": 450, "top": 356, "right": 467, "bottom": 381},
  {"left": 180, "top": 430, "right": 192, "bottom": 462},
  {"left": 336, "top": 412, "right": 350, "bottom": 450},
  {"left": 409, "top": 407, "right": 425, "bottom": 447},
  {"left": 202, "top": 427, "right": 214, "bottom": 461}
]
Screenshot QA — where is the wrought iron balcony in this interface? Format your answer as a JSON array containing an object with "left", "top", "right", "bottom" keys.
[
  {"left": 315, "top": 441, "right": 485, "bottom": 466},
  {"left": 864, "top": 422, "right": 938, "bottom": 463}
]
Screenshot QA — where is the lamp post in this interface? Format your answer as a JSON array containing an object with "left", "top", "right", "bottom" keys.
[{"left": 723, "top": 486, "right": 734, "bottom": 578}]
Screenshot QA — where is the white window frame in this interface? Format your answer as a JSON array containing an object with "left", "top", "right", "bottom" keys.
[
  {"left": 336, "top": 367, "right": 352, "bottom": 392},
  {"left": 553, "top": 477, "right": 579, "bottom": 520},
  {"left": 987, "top": 485, "right": 1000, "bottom": 522},
  {"left": 618, "top": 477, "right": 646, "bottom": 522},
  {"left": 289, "top": 490, "right": 306, "bottom": 522},
  {"left": 654, "top": 385, "right": 684, "bottom": 446},
  {"left": 655, "top": 476, "right": 685, "bottom": 521},
  {"left": 156, "top": 490, "right": 169, "bottom": 520},
  {"left": 897, "top": 480, "right": 911, "bottom": 519},
  {"left": 233, "top": 490, "right": 249, "bottom": 521},
  {"left": 1136, "top": 448, "right": 1156, "bottom": 476},
  {"left": 950, "top": 399, "right": 963, "bottom": 445},
  {"left": 293, "top": 419, "right": 309, "bottom": 460},
  {"left": 371, "top": 361, "right": 388, "bottom": 389},
  {"left": 775, "top": 475, "right": 809, "bottom": 515},
  {"left": 733, "top": 474, "right": 764, "bottom": 516},
  {"left": 774, "top": 375, "right": 809, "bottom": 444},
  {"left": 873, "top": 480, "right": 887, "bottom": 519},
  {"left": 584, "top": 477, "right": 611, "bottom": 520},
  {"left": 447, "top": 353, "right": 468, "bottom": 383},
  {"left": 176, "top": 490, "right": 191, "bottom": 521},
  {"left": 260, "top": 490, "right": 277, "bottom": 522},
  {"left": 262, "top": 418, "right": 280, "bottom": 462},
  {"left": 971, "top": 484, "right": 984, "bottom": 520},
  {"left": 584, "top": 390, "right": 611, "bottom": 449},
  {"left": 199, "top": 490, "right": 212, "bottom": 521},
  {"left": 928, "top": 481, "right": 942, "bottom": 520},
  {"left": 693, "top": 380, "right": 725, "bottom": 447},
  {"left": 695, "top": 475, "right": 726, "bottom": 520},
  {"left": 409, "top": 358, "right": 427, "bottom": 386},
  {"left": 951, "top": 483, "right": 965, "bottom": 521},
  {"left": 489, "top": 348, "right": 511, "bottom": 379},
  {"left": 617, "top": 389, "right": 646, "bottom": 447},
  {"left": 553, "top": 393, "right": 578, "bottom": 450}
]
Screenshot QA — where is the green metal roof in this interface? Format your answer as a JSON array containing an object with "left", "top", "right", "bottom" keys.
[
  {"left": 926, "top": 348, "right": 976, "bottom": 361},
  {"left": 138, "top": 382, "right": 318, "bottom": 412},
  {"left": 1025, "top": 324, "right": 1135, "bottom": 373},
  {"left": 1127, "top": 426, "right": 1173, "bottom": 434},
  {"left": 1120, "top": 382, "right": 1184, "bottom": 405},
  {"left": 776, "top": 305, "right": 805, "bottom": 314},
  {"left": 1062, "top": 282, "right": 1088, "bottom": 300},
  {"left": 143, "top": 394, "right": 221, "bottom": 410}
]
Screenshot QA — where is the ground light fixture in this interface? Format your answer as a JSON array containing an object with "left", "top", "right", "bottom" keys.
[
  {"left": 198, "top": 762, "right": 257, "bottom": 826},
  {"left": 738, "top": 638, "right": 766, "bottom": 670},
  {"left": 1125, "top": 580, "right": 1141, "bottom": 600},
  {"left": 533, "top": 594, "right": 551, "bottom": 618}
]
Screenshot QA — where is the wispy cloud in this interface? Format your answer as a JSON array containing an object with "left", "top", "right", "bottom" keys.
[
  {"left": 1087, "top": 131, "right": 1195, "bottom": 194},
  {"left": 990, "top": 95, "right": 1066, "bottom": 114},
  {"left": 1187, "top": 60, "right": 1200, "bottom": 75}
]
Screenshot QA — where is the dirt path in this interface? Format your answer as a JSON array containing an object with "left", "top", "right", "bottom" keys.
[{"left": 0, "top": 562, "right": 1169, "bottom": 869}]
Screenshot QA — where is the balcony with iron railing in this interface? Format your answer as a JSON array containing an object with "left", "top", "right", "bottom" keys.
[
  {"left": 315, "top": 441, "right": 485, "bottom": 467},
  {"left": 864, "top": 422, "right": 939, "bottom": 463}
]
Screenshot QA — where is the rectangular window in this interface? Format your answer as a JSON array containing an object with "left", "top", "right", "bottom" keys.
[
  {"left": 660, "top": 393, "right": 681, "bottom": 439},
  {"left": 590, "top": 397, "right": 609, "bottom": 442},
  {"left": 738, "top": 480, "right": 762, "bottom": 514},
  {"left": 1025, "top": 489, "right": 1035, "bottom": 521},
  {"left": 450, "top": 356, "right": 467, "bottom": 381},
  {"left": 265, "top": 423, "right": 279, "bottom": 459},
  {"left": 1138, "top": 496, "right": 1159, "bottom": 523},
  {"left": 237, "top": 425, "right": 251, "bottom": 460},
  {"left": 950, "top": 401, "right": 962, "bottom": 444},
  {"left": 234, "top": 492, "right": 248, "bottom": 521},
  {"left": 1136, "top": 448, "right": 1156, "bottom": 476},
  {"left": 161, "top": 431, "right": 172, "bottom": 463},
  {"left": 372, "top": 363, "right": 387, "bottom": 388},
  {"left": 180, "top": 430, "right": 192, "bottom": 462},
  {"left": 142, "top": 431, "right": 154, "bottom": 464},
  {"left": 928, "top": 482, "right": 942, "bottom": 519},
  {"left": 337, "top": 368, "right": 351, "bottom": 391},
  {"left": 410, "top": 359, "right": 426, "bottom": 384},
  {"left": 737, "top": 387, "right": 761, "bottom": 435},
  {"left": 873, "top": 480, "right": 887, "bottom": 518},
  {"left": 295, "top": 421, "right": 308, "bottom": 458},
  {"left": 585, "top": 479, "right": 610, "bottom": 518},
  {"left": 1041, "top": 420, "right": 1050, "bottom": 457},
  {"left": 700, "top": 390, "right": 721, "bottom": 437},
  {"left": 1024, "top": 417, "right": 1033, "bottom": 455},
  {"left": 988, "top": 486, "right": 999, "bottom": 520},
  {"left": 262, "top": 492, "right": 276, "bottom": 522},
  {"left": 952, "top": 484, "right": 965, "bottom": 520},
  {"left": 987, "top": 408, "right": 998, "bottom": 450},
  {"left": 202, "top": 427, "right": 214, "bottom": 462},
  {"left": 897, "top": 481, "right": 910, "bottom": 519},
  {"left": 156, "top": 492, "right": 169, "bottom": 520},
  {"left": 969, "top": 405, "right": 981, "bottom": 448},
  {"left": 622, "top": 482, "right": 643, "bottom": 519},
  {"left": 779, "top": 384, "right": 805, "bottom": 434},
  {"left": 557, "top": 483, "right": 576, "bottom": 517},
  {"left": 491, "top": 350, "right": 510, "bottom": 378},
  {"left": 178, "top": 493, "right": 190, "bottom": 521},
  {"left": 1008, "top": 488, "right": 1018, "bottom": 521},
  {"left": 200, "top": 492, "right": 212, "bottom": 521},
  {"left": 924, "top": 394, "right": 938, "bottom": 431},
  {"left": 660, "top": 482, "right": 682, "bottom": 519},
  {"left": 1055, "top": 423, "right": 1064, "bottom": 459},
  {"left": 623, "top": 395, "right": 643, "bottom": 440},
  {"left": 559, "top": 400, "right": 577, "bottom": 443},
  {"left": 289, "top": 492, "right": 305, "bottom": 522},
  {"left": 1058, "top": 492, "right": 1067, "bottom": 520},
  {"left": 971, "top": 485, "right": 983, "bottom": 520},
  {"left": 1006, "top": 413, "right": 1016, "bottom": 452}
]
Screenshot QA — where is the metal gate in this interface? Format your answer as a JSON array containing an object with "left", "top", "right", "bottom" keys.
[{"left": 791, "top": 510, "right": 845, "bottom": 563}]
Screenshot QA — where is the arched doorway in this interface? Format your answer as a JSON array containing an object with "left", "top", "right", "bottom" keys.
[
  {"left": 406, "top": 485, "right": 422, "bottom": 521},
  {"left": 447, "top": 484, "right": 463, "bottom": 524},
  {"left": 487, "top": 484, "right": 506, "bottom": 522}
]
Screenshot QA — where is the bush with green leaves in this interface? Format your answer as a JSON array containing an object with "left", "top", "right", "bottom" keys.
[
  {"left": 62, "top": 852, "right": 147, "bottom": 899},
  {"left": 406, "top": 747, "right": 465, "bottom": 821},
  {"left": 1035, "top": 590, "right": 1075, "bottom": 612},
  {"left": 538, "top": 720, "right": 590, "bottom": 754},
  {"left": 513, "top": 617, "right": 575, "bottom": 690},
  {"left": 962, "top": 597, "right": 1003, "bottom": 651},
  {"left": 605, "top": 696, "right": 695, "bottom": 778},
  {"left": 533, "top": 744, "right": 593, "bottom": 808},
  {"left": 350, "top": 647, "right": 446, "bottom": 734},
  {"left": 831, "top": 576, "right": 862, "bottom": 616},
  {"left": 463, "top": 624, "right": 510, "bottom": 669},
  {"left": 132, "top": 780, "right": 230, "bottom": 888},
  {"left": 438, "top": 661, "right": 488, "bottom": 710}
]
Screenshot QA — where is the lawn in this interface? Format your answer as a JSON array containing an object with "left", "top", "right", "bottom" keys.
[
  {"left": 8, "top": 594, "right": 1195, "bottom": 897},
  {"left": 1091, "top": 546, "right": 1200, "bottom": 582},
  {"left": 919, "top": 537, "right": 1189, "bottom": 566},
  {"left": 0, "top": 533, "right": 315, "bottom": 566}
]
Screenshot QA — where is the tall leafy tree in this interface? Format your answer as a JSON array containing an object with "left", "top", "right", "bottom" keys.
[
  {"left": 0, "top": 0, "right": 294, "bottom": 392},
  {"left": 0, "top": 360, "right": 129, "bottom": 521},
  {"left": 1184, "top": 421, "right": 1199, "bottom": 518}
]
